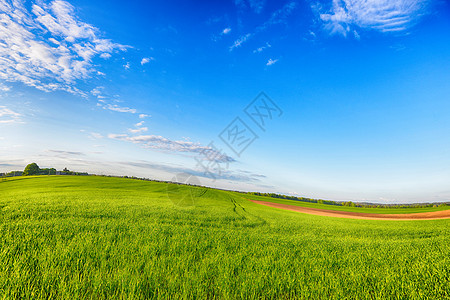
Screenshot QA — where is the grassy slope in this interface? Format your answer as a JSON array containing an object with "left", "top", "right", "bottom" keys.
[
  {"left": 0, "top": 176, "right": 449, "bottom": 299},
  {"left": 246, "top": 194, "right": 450, "bottom": 214}
]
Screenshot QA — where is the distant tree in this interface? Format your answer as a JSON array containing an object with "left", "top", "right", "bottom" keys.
[
  {"left": 23, "top": 163, "right": 40, "bottom": 176},
  {"left": 40, "top": 168, "right": 56, "bottom": 175}
]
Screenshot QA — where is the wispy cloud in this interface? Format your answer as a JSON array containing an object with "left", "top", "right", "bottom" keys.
[
  {"left": 118, "top": 160, "right": 265, "bottom": 183},
  {"left": 139, "top": 114, "right": 149, "bottom": 119},
  {"left": 108, "top": 133, "right": 235, "bottom": 163},
  {"left": 253, "top": 42, "right": 271, "bottom": 53},
  {"left": 230, "top": 33, "right": 252, "bottom": 50},
  {"left": 46, "top": 149, "right": 85, "bottom": 156},
  {"left": 317, "top": 0, "right": 430, "bottom": 37},
  {"left": 0, "top": 106, "right": 22, "bottom": 124},
  {"left": 234, "top": 0, "right": 267, "bottom": 14},
  {"left": 141, "top": 57, "right": 154, "bottom": 65},
  {"left": 0, "top": 0, "right": 128, "bottom": 95},
  {"left": 92, "top": 87, "right": 142, "bottom": 116},
  {"left": 230, "top": 1, "right": 297, "bottom": 50},
  {"left": 266, "top": 58, "right": 278, "bottom": 66},
  {"left": 0, "top": 83, "right": 11, "bottom": 92},
  {"left": 102, "top": 104, "right": 137, "bottom": 114},
  {"left": 91, "top": 87, "right": 144, "bottom": 116},
  {"left": 89, "top": 132, "right": 103, "bottom": 139},
  {"left": 128, "top": 127, "right": 148, "bottom": 133},
  {"left": 212, "top": 27, "right": 232, "bottom": 42},
  {"left": 222, "top": 27, "right": 231, "bottom": 35},
  {"left": 90, "top": 86, "right": 105, "bottom": 98}
]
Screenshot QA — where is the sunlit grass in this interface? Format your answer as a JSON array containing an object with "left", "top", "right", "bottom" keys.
[
  {"left": 1, "top": 176, "right": 449, "bottom": 299},
  {"left": 246, "top": 194, "right": 449, "bottom": 214}
]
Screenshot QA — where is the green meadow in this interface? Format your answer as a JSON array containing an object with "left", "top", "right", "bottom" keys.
[
  {"left": 1, "top": 176, "right": 449, "bottom": 299},
  {"left": 246, "top": 194, "right": 450, "bottom": 214}
]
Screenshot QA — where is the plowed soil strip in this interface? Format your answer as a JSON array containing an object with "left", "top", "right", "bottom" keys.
[{"left": 249, "top": 200, "right": 450, "bottom": 220}]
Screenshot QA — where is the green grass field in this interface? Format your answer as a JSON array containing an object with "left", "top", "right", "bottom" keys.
[
  {"left": 1, "top": 176, "right": 449, "bottom": 299},
  {"left": 246, "top": 195, "right": 450, "bottom": 214}
]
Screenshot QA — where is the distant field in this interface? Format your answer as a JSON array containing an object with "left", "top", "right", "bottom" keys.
[
  {"left": 246, "top": 194, "right": 449, "bottom": 214},
  {"left": 1, "top": 176, "right": 449, "bottom": 299}
]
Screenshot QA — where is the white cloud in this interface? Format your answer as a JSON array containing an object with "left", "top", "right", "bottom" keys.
[
  {"left": 91, "top": 88, "right": 101, "bottom": 96},
  {"left": 139, "top": 114, "right": 149, "bottom": 119},
  {"left": 230, "top": 2, "right": 296, "bottom": 50},
  {"left": 212, "top": 27, "right": 232, "bottom": 42},
  {"left": 222, "top": 27, "right": 231, "bottom": 35},
  {"left": 108, "top": 133, "right": 235, "bottom": 163},
  {"left": 103, "top": 104, "right": 137, "bottom": 114},
  {"left": 90, "top": 86, "right": 105, "bottom": 98},
  {"left": 0, "top": 106, "right": 22, "bottom": 124},
  {"left": 100, "top": 53, "right": 111, "bottom": 59},
  {"left": 266, "top": 58, "right": 278, "bottom": 66},
  {"left": 230, "top": 33, "right": 251, "bottom": 51},
  {"left": 318, "top": 0, "right": 430, "bottom": 37},
  {"left": 0, "top": 83, "right": 11, "bottom": 91},
  {"left": 253, "top": 42, "right": 271, "bottom": 53},
  {"left": 141, "top": 57, "right": 154, "bottom": 65},
  {"left": 128, "top": 127, "right": 148, "bottom": 133},
  {"left": 124, "top": 62, "right": 130, "bottom": 70},
  {"left": 46, "top": 149, "right": 85, "bottom": 156},
  {"left": 0, "top": 0, "right": 128, "bottom": 95},
  {"left": 89, "top": 132, "right": 103, "bottom": 139},
  {"left": 135, "top": 121, "right": 145, "bottom": 127}
]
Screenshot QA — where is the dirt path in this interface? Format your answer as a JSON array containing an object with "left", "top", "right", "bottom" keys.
[{"left": 248, "top": 200, "right": 450, "bottom": 220}]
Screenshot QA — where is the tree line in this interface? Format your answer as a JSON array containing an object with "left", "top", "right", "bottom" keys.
[{"left": 1, "top": 163, "right": 88, "bottom": 178}]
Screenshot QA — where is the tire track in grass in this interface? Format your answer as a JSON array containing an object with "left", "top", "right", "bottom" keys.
[
  {"left": 229, "top": 196, "right": 238, "bottom": 214},
  {"left": 228, "top": 194, "right": 268, "bottom": 227},
  {"left": 197, "top": 188, "right": 208, "bottom": 198}
]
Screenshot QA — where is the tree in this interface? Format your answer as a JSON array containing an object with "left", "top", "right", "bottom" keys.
[{"left": 23, "top": 163, "right": 40, "bottom": 176}]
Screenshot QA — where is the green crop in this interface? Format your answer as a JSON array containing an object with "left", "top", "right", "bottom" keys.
[{"left": 1, "top": 176, "right": 449, "bottom": 299}]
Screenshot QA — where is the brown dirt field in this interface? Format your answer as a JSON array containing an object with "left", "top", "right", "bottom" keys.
[{"left": 248, "top": 200, "right": 450, "bottom": 220}]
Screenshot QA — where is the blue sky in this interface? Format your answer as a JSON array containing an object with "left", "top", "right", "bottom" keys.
[{"left": 1, "top": 0, "right": 450, "bottom": 203}]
